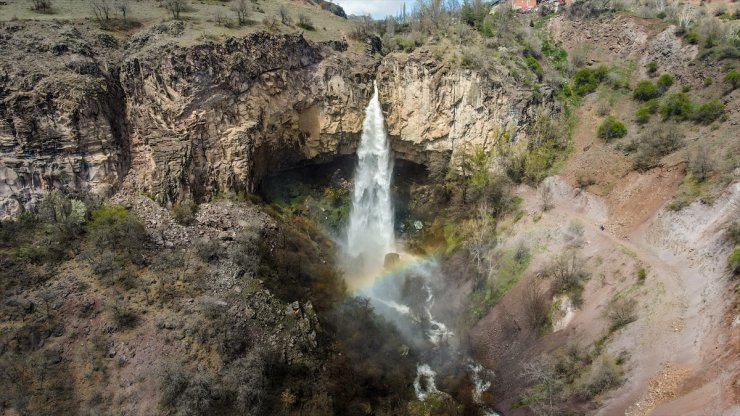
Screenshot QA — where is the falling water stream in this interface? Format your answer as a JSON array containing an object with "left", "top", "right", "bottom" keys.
[{"left": 343, "top": 83, "right": 499, "bottom": 415}]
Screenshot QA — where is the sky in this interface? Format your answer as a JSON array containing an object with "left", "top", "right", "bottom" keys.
[{"left": 333, "top": 0, "right": 413, "bottom": 19}]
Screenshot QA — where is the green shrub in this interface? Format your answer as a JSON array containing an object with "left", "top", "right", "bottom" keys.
[
  {"left": 692, "top": 99, "right": 724, "bottom": 124},
  {"left": 172, "top": 201, "right": 197, "bottom": 225},
  {"left": 635, "top": 106, "right": 652, "bottom": 124},
  {"left": 581, "top": 356, "right": 622, "bottom": 398},
  {"left": 86, "top": 205, "right": 147, "bottom": 261},
  {"left": 725, "top": 69, "right": 740, "bottom": 90},
  {"left": 659, "top": 93, "right": 694, "bottom": 121},
  {"left": 646, "top": 60, "right": 658, "bottom": 74},
  {"left": 656, "top": 74, "right": 674, "bottom": 92},
  {"left": 573, "top": 66, "right": 608, "bottom": 96},
  {"left": 633, "top": 80, "right": 660, "bottom": 101},
  {"left": 597, "top": 116, "right": 627, "bottom": 141},
  {"left": 686, "top": 30, "right": 699, "bottom": 44},
  {"left": 729, "top": 247, "right": 740, "bottom": 277},
  {"left": 728, "top": 222, "right": 740, "bottom": 245},
  {"left": 525, "top": 55, "right": 544, "bottom": 80},
  {"left": 637, "top": 268, "right": 647, "bottom": 283}
]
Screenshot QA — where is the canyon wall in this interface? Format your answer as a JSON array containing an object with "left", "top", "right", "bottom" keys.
[
  {"left": 378, "top": 53, "right": 548, "bottom": 168},
  {"left": 0, "top": 22, "right": 545, "bottom": 216}
]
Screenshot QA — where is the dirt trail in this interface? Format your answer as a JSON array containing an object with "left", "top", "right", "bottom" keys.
[{"left": 544, "top": 177, "right": 739, "bottom": 415}]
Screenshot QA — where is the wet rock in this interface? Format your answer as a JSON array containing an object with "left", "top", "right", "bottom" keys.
[{"left": 384, "top": 253, "right": 401, "bottom": 269}]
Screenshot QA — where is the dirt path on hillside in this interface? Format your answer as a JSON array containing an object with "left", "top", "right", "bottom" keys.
[{"left": 545, "top": 177, "right": 739, "bottom": 415}]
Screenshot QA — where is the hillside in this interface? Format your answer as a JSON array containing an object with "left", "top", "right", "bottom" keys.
[{"left": 0, "top": 0, "right": 738, "bottom": 415}]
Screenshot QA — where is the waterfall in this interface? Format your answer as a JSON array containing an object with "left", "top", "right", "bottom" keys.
[
  {"left": 343, "top": 83, "right": 497, "bottom": 413},
  {"left": 345, "top": 82, "right": 394, "bottom": 277}
]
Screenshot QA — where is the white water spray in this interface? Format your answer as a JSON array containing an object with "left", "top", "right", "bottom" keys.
[
  {"left": 345, "top": 82, "right": 394, "bottom": 277},
  {"left": 343, "top": 83, "right": 496, "bottom": 412}
]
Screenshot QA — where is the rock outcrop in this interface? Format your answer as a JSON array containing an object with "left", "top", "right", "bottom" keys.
[
  {"left": 0, "top": 23, "right": 129, "bottom": 217},
  {"left": 378, "top": 52, "right": 551, "bottom": 169},
  {"left": 120, "top": 31, "right": 375, "bottom": 204},
  {"left": 0, "top": 21, "right": 546, "bottom": 216}
]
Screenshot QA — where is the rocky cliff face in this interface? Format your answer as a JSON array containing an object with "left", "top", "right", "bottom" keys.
[
  {"left": 120, "top": 31, "right": 375, "bottom": 204},
  {"left": 378, "top": 52, "right": 549, "bottom": 170},
  {"left": 0, "top": 23, "right": 129, "bottom": 217},
  {"left": 0, "top": 21, "right": 545, "bottom": 215}
]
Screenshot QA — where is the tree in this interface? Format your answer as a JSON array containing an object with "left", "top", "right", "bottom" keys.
[
  {"left": 231, "top": 0, "right": 249, "bottom": 25},
  {"left": 689, "top": 147, "right": 712, "bottom": 182},
  {"left": 31, "top": 0, "right": 52, "bottom": 11},
  {"left": 466, "top": 202, "right": 495, "bottom": 274},
  {"left": 279, "top": 6, "right": 291, "bottom": 25},
  {"left": 521, "top": 356, "right": 562, "bottom": 414},
  {"left": 116, "top": 0, "right": 129, "bottom": 22},
  {"left": 90, "top": 0, "right": 112, "bottom": 22},
  {"left": 164, "top": 0, "right": 187, "bottom": 20},
  {"left": 539, "top": 181, "right": 553, "bottom": 212},
  {"left": 522, "top": 283, "right": 549, "bottom": 330}
]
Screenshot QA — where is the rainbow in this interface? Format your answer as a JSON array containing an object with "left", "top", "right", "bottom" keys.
[{"left": 345, "top": 250, "right": 444, "bottom": 295}]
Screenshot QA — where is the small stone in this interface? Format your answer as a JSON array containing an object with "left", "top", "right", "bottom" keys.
[{"left": 108, "top": 348, "right": 116, "bottom": 358}]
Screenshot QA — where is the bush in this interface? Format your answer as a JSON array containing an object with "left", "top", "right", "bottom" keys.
[
  {"left": 659, "top": 93, "right": 694, "bottom": 121},
  {"left": 110, "top": 302, "right": 139, "bottom": 330},
  {"left": 686, "top": 30, "right": 699, "bottom": 44},
  {"left": 572, "top": 66, "right": 608, "bottom": 96},
  {"left": 728, "top": 222, "right": 740, "bottom": 245},
  {"left": 550, "top": 250, "right": 587, "bottom": 298},
  {"left": 692, "top": 99, "right": 724, "bottom": 124},
  {"left": 646, "top": 60, "right": 658, "bottom": 74},
  {"left": 172, "top": 201, "right": 197, "bottom": 226},
  {"left": 637, "top": 268, "right": 647, "bottom": 283},
  {"left": 86, "top": 205, "right": 147, "bottom": 261},
  {"left": 725, "top": 69, "right": 740, "bottom": 90},
  {"left": 523, "top": 283, "right": 549, "bottom": 330},
  {"left": 194, "top": 238, "right": 221, "bottom": 262},
  {"left": 31, "top": 0, "right": 53, "bottom": 11},
  {"left": 297, "top": 14, "right": 315, "bottom": 31},
  {"left": 656, "top": 74, "right": 674, "bottom": 92},
  {"left": 606, "top": 297, "right": 637, "bottom": 331},
  {"left": 526, "top": 56, "right": 544, "bottom": 81},
  {"left": 633, "top": 124, "right": 684, "bottom": 170},
  {"left": 729, "top": 247, "right": 740, "bottom": 277},
  {"left": 597, "top": 116, "right": 627, "bottom": 141},
  {"left": 635, "top": 106, "right": 652, "bottom": 124},
  {"left": 581, "top": 356, "right": 622, "bottom": 398},
  {"left": 633, "top": 80, "right": 660, "bottom": 101}
]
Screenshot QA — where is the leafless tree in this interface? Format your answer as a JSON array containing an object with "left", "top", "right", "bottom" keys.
[
  {"left": 606, "top": 297, "right": 637, "bottom": 331},
  {"left": 466, "top": 203, "right": 495, "bottom": 274},
  {"left": 31, "top": 0, "right": 53, "bottom": 11},
  {"left": 164, "top": 0, "right": 187, "bottom": 20},
  {"left": 522, "top": 283, "right": 549, "bottom": 330},
  {"left": 521, "top": 356, "right": 562, "bottom": 414},
  {"left": 231, "top": 0, "right": 250, "bottom": 25},
  {"left": 279, "top": 6, "right": 291, "bottom": 25},
  {"left": 689, "top": 146, "right": 712, "bottom": 182},
  {"left": 116, "top": 0, "right": 129, "bottom": 22},
  {"left": 539, "top": 181, "right": 553, "bottom": 212},
  {"left": 90, "top": 0, "right": 112, "bottom": 21},
  {"left": 550, "top": 249, "right": 586, "bottom": 294}
]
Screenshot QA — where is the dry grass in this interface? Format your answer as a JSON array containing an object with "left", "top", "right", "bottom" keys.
[{"left": 0, "top": 0, "right": 358, "bottom": 48}]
